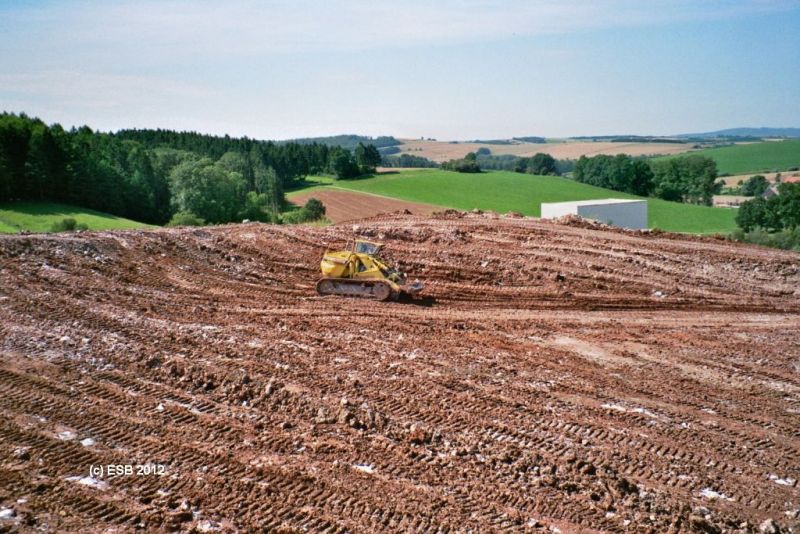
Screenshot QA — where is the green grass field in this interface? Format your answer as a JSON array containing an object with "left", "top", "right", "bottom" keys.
[
  {"left": 0, "top": 202, "right": 154, "bottom": 234},
  {"left": 293, "top": 169, "right": 737, "bottom": 234},
  {"left": 657, "top": 139, "right": 800, "bottom": 175}
]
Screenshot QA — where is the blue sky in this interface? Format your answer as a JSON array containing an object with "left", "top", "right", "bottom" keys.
[{"left": 1, "top": 0, "right": 798, "bottom": 140}]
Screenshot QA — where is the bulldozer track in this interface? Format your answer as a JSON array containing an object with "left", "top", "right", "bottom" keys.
[{"left": 0, "top": 212, "right": 798, "bottom": 532}]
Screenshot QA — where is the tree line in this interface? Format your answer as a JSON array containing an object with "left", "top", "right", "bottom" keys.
[
  {"left": 0, "top": 113, "right": 382, "bottom": 226},
  {"left": 572, "top": 154, "right": 721, "bottom": 205}
]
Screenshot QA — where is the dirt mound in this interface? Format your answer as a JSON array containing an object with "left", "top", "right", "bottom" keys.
[{"left": 0, "top": 213, "right": 798, "bottom": 532}]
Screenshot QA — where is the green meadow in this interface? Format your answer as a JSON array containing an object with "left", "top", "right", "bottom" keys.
[
  {"left": 0, "top": 202, "right": 154, "bottom": 234},
  {"left": 657, "top": 139, "right": 800, "bottom": 175},
  {"left": 292, "top": 169, "right": 737, "bottom": 234}
]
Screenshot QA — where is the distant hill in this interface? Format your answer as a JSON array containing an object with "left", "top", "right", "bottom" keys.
[
  {"left": 282, "top": 134, "right": 400, "bottom": 150},
  {"left": 676, "top": 127, "right": 800, "bottom": 139}
]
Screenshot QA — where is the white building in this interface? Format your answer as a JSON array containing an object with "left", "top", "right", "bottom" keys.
[{"left": 540, "top": 199, "right": 648, "bottom": 229}]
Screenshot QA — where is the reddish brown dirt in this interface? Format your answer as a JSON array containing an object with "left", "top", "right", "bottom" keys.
[
  {"left": 0, "top": 212, "right": 799, "bottom": 533},
  {"left": 290, "top": 188, "right": 439, "bottom": 223}
]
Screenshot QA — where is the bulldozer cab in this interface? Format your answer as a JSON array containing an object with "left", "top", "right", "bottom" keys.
[{"left": 353, "top": 240, "right": 382, "bottom": 255}]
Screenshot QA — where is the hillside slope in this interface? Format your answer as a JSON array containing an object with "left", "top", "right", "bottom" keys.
[
  {"left": 323, "top": 170, "right": 737, "bottom": 234},
  {"left": 0, "top": 202, "right": 153, "bottom": 234},
  {"left": 0, "top": 213, "right": 798, "bottom": 532},
  {"left": 657, "top": 139, "right": 800, "bottom": 174}
]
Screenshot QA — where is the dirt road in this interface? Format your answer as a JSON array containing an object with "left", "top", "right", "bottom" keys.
[{"left": 1, "top": 212, "right": 798, "bottom": 532}]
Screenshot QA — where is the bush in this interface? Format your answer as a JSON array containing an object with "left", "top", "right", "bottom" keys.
[
  {"left": 303, "top": 198, "right": 326, "bottom": 220},
  {"left": 281, "top": 198, "right": 326, "bottom": 224},
  {"left": 730, "top": 227, "right": 800, "bottom": 251},
  {"left": 442, "top": 152, "right": 481, "bottom": 173},
  {"left": 50, "top": 218, "right": 88, "bottom": 232},
  {"left": 167, "top": 211, "right": 206, "bottom": 227}
]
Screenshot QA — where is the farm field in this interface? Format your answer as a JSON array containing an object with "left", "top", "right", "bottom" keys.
[
  {"left": 656, "top": 139, "right": 800, "bottom": 175},
  {"left": 720, "top": 170, "right": 800, "bottom": 187},
  {"left": 0, "top": 202, "right": 153, "bottom": 234},
  {"left": 289, "top": 189, "right": 439, "bottom": 223},
  {"left": 398, "top": 138, "right": 695, "bottom": 162},
  {"left": 0, "top": 212, "right": 798, "bottom": 532},
  {"left": 310, "top": 169, "right": 737, "bottom": 234}
]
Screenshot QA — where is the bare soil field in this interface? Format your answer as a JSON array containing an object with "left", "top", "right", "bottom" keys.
[
  {"left": 1, "top": 212, "right": 799, "bottom": 533},
  {"left": 398, "top": 139, "right": 695, "bottom": 162},
  {"left": 290, "top": 189, "right": 439, "bottom": 223}
]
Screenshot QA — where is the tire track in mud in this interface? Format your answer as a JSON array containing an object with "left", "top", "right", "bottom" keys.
[{"left": 0, "top": 212, "right": 798, "bottom": 532}]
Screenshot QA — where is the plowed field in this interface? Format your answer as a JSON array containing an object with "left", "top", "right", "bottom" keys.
[
  {"left": 1, "top": 212, "right": 799, "bottom": 533},
  {"left": 290, "top": 189, "right": 439, "bottom": 223}
]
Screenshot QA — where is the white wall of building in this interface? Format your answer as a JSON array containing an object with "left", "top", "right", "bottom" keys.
[{"left": 540, "top": 199, "right": 648, "bottom": 229}]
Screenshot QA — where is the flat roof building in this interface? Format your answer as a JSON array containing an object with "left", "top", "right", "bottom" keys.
[{"left": 540, "top": 199, "right": 648, "bottom": 230}]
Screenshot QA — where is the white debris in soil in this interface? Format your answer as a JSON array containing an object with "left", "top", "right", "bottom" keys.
[
  {"left": 196, "top": 519, "right": 221, "bottom": 532},
  {"left": 699, "top": 487, "right": 734, "bottom": 501},
  {"left": 80, "top": 437, "right": 96, "bottom": 447},
  {"left": 65, "top": 476, "right": 109, "bottom": 491},
  {"left": 769, "top": 474, "right": 796, "bottom": 486},
  {"left": 0, "top": 507, "right": 15, "bottom": 519},
  {"left": 57, "top": 430, "right": 76, "bottom": 441},
  {"left": 352, "top": 463, "right": 375, "bottom": 474},
  {"left": 601, "top": 403, "right": 662, "bottom": 419},
  {"left": 601, "top": 403, "right": 627, "bottom": 412},
  {"left": 16, "top": 498, "right": 27, "bottom": 505},
  {"left": 630, "top": 407, "right": 660, "bottom": 419},
  {"left": 156, "top": 403, "right": 165, "bottom": 412}
]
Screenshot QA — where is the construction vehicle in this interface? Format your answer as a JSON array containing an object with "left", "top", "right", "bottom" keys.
[{"left": 316, "top": 240, "right": 423, "bottom": 301}]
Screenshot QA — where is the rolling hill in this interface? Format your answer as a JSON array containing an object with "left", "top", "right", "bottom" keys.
[
  {"left": 0, "top": 202, "right": 154, "bottom": 234},
  {"left": 677, "top": 127, "right": 800, "bottom": 139},
  {"left": 656, "top": 139, "right": 800, "bottom": 175},
  {"left": 291, "top": 170, "right": 737, "bottom": 234}
]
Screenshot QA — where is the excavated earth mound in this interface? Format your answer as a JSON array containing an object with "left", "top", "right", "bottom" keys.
[{"left": 0, "top": 212, "right": 799, "bottom": 533}]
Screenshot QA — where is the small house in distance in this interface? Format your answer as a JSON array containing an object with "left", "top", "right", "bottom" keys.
[{"left": 540, "top": 199, "right": 648, "bottom": 229}]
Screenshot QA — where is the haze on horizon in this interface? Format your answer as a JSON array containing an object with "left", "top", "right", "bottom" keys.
[{"left": 1, "top": 0, "right": 798, "bottom": 141}]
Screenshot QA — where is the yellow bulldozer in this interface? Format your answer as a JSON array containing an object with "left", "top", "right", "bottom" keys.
[{"left": 316, "top": 240, "right": 423, "bottom": 301}]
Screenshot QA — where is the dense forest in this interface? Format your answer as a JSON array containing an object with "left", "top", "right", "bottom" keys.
[
  {"left": 0, "top": 113, "right": 378, "bottom": 226},
  {"left": 283, "top": 134, "right": 399, "bottom": 151}
]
